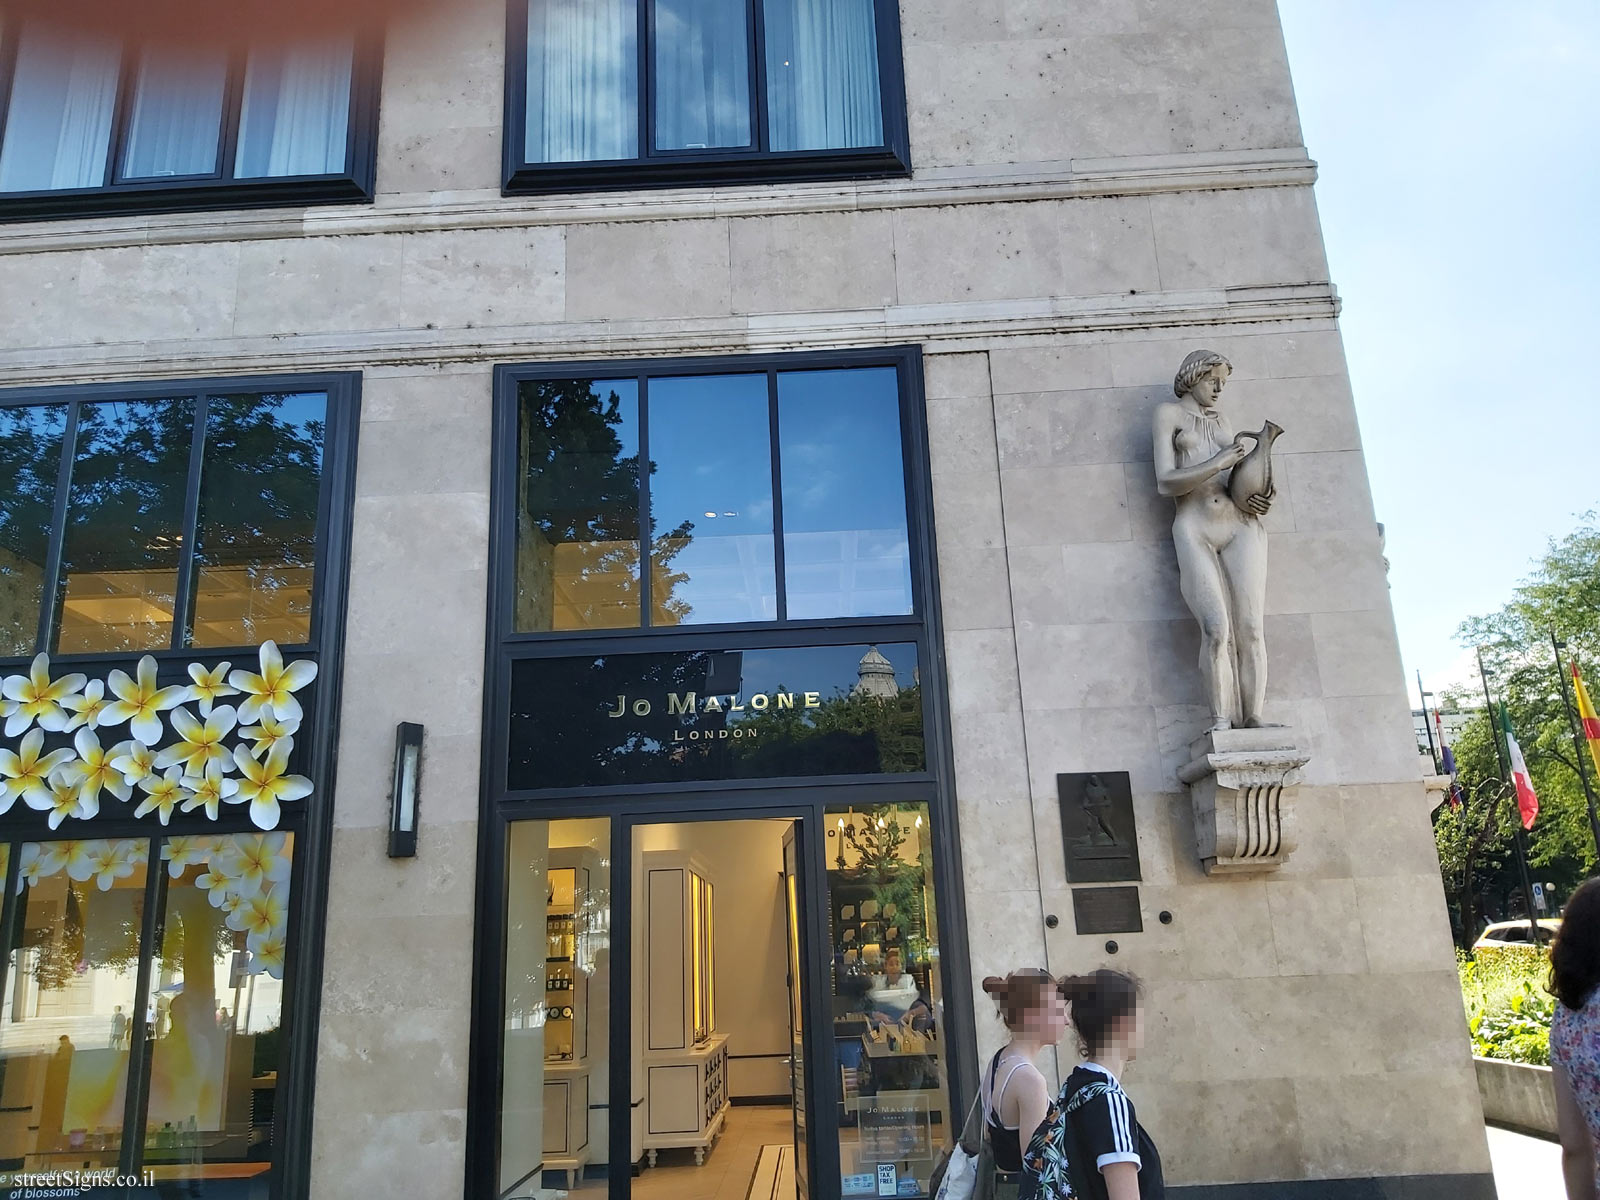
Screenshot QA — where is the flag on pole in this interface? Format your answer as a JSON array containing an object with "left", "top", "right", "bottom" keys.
[
  {"left": 1436, "top": 712, "right": 1464, "bottom": 810},
  {"left": 1500, "top": 704, "right": 1539, "bottom": 830},
  {"left": 1571, "top": 661, "right": 1600, "bottom": 780}
]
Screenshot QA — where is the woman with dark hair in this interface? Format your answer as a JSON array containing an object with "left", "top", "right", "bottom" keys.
[
  {"left": 1021, "top": 969, "right": 1163, "bottom": 1200},
  {"left": 979, "top": 969, "right": 1070, "bottom": 1197},
  {"left": 1550, "top": 878, "right": 1600, "bottom": 1200}
]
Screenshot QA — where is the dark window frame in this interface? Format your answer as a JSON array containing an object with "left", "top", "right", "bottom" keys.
[
  {"left": 502, "top": 0, "right": 911, "bottom": 194},
  {"left": 466, "top": 347, "right": 980, "bottom": 1200},
  {"left": 0, "top": 19, "right": 384, "bottom": 223},
  {"left": 0, "top": 371, "right": 362, "bottom": 1200},
  {"left": 497, "top": 346, "right": 926, "bottom": 642}
]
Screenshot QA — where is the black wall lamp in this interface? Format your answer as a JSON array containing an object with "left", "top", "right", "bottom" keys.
[{"left": 388, "top": 721, "right": 424, "bottom": 858}]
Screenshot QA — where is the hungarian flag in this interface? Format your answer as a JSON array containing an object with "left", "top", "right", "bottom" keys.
[
  {"left": 1572, "top": 662, "right": 1600, "bottom": 780},
  {"left": 1500, "top": 705, "right": 1539, "bottom": 830}
]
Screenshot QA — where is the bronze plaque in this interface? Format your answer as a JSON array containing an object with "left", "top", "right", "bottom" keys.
[
  {"left": 1071, "top": 886, "right": 1144, "bottom": 936},
  {"left": 1057, "top": 772, "right": 1141, "bottom": 883}
]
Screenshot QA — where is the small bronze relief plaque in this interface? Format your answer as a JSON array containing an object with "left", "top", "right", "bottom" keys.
[
  {"left": 1057, "top": 772, "right": 1141, "bottom": 884},
  {"left": 1071, "top": 886, "right": 1144, "bottom": 936}
]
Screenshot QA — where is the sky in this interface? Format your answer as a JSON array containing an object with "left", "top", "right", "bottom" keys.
[{"left": 1277, "top": 1, "right": 1600, "bottom": 702}]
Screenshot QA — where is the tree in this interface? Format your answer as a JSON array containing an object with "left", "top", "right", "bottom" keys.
[{"left": 1435, "top": 514, "right": 1600, "bottom": 944}]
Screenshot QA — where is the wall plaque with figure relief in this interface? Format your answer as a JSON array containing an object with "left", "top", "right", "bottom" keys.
[{"left": 1057, "top": 772, "right": 1141, "bottom": 884}]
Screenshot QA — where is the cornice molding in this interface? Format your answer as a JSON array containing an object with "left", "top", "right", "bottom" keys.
[
  {"left": 0, "top": 148, "right": 1316, "bottom": 256},
  {"left": 0, "top": 282, "right": 1339, "bottom": 386}
]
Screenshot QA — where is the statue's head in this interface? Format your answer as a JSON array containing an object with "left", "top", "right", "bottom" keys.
[{"left": 1174, "top": 349, "right": 1232, "bottom": 406}]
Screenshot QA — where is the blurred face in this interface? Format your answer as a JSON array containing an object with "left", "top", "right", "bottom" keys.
[
  {"left": 1115, "top": 1004, "right": 1145, "bottom": 1061},
  {"left": 885, "top": 952, "right": 902, "bottom": 977},
  {"left": 1013, "top": 982, "right": 1069, "bottom": 1041}
]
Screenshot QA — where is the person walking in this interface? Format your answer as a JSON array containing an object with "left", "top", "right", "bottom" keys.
[
  {"left": 980, "top": 970, "right": 1070, "bottom": 1199},
  {"left": 1550, "top": 878, "right": 1600, "bottom": 1200},
  {"left": 1021, "top": 969, "right": 1163, "bottom": 1200}
]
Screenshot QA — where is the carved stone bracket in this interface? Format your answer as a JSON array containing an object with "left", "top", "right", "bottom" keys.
[{"left": 1178, "top": 728, "right": 1311, "bottom": 875}]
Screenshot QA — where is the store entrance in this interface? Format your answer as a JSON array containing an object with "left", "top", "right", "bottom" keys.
[{"left": 631, "top": 817, "right": 807, "bottom": 1200}]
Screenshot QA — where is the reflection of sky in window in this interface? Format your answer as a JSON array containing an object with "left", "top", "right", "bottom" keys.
[
  {"left": 778, "top": 367, "right": 911, "bottom": 618},
  {"left": 648, "top": 374, "right": 775, "bottom": 624},
  {"left": 653, "top": 0, "right": 751, "bottom": 149}
]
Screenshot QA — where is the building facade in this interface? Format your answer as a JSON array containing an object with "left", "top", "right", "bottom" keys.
[{"left": 0, "top": 0, "right": 1494, "bottom": 1197}]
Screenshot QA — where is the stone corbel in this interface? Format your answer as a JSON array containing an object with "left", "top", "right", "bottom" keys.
[{"left": 1178, "top": 728, "right": 1311, "bottom": 875}]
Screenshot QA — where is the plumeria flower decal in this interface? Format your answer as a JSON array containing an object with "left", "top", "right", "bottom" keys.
[
  {"left": 231, "top": 743, "right": 311, "bottom": 831},
  {"left": 155, "top": 705, "right": 238, "bottom": 775},
  {"left": 135, "top": 766, "right": 192, "bottom": 826},
  {"left": 2, "top": 653, "right": 88, "bottom": 736},
  {"left": 0, "top": 729, "right": 77, "bottom": 815},
  {"left": 85, "top": 839, "right": 140, "bottom": 892},
  {"left": 180, "top": 762, "right": 239, "bottom": 821},
  {"left": 102, "top": 656, "right": 187, "bottom": 746},
  {"left": 238, "top": 712, "right": 298, "bottom": 759},
  {"left": 229, "top": 641, "right": 317, "bottom": 724},
  {"left": 249, "top": 929, "right": 287, "bottom": 978},
  {"left": 222, "top": 832, "right": 292, "bottom": 896},
  {"left": 110, "top": 741, "right": 156, "bottom": 790},
  {"left": 59, "top": 729, "right": 134, "bottom": 813},
  {"left": 161, "top": 835, "right": 217, "bottom": 878},
  {"left": 32, "top": 771, "right": 88, "bottom": 829},
  {"left": 233, "top": 888, "right": 286, "bottom": 940},
  {"left": 17, "top": 843, "right": 61, "bottom": 891},
  {"left": 56, "top": 840, "right": 98, "bottom": 883},
  {"left": 185, "top": 662, "right": 238, "bottom": 717},
  {"left": 61, "top": 680, "right": 112, "bottom": 731}
]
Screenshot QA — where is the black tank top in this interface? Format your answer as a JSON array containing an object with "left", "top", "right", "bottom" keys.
[{"left": 984, "top": 1050, "right": 1032, "bottom": 1172}]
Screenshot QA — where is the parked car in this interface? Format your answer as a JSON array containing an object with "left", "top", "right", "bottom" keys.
[{"left": 1473, "top": 918, "right": 1560, "bottom": 950}]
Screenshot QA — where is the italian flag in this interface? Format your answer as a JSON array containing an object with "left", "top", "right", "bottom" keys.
[
  {"left": 1501, "top": 705, "right": 1539, "bottom": 830},
  {"left": 1572, "top": 662, "right": 1600, "bottom": 779}
]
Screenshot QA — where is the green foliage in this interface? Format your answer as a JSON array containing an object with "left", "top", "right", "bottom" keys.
[
  {"left": 1433, "top": 513, "right": 1600, "bottom": 944},
  {"left": 1460, "top": 950, "right": 1554, "bottom": 1065}
]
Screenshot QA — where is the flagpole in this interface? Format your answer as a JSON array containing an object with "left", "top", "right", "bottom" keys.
[
  {"left": 1476, "top": 647, "right": 1541, "bottom": 946},
  {"left": 1417, "top": 670, "right": 1440, "bottom": 773},
  {"left": 1550, "top": 630, "right": 1600, "bottom": 859}
]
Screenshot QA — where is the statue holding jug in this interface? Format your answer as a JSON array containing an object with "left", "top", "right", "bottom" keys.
[{"left": 1153, "top": 350, "right": 1283, "bottom": 730}]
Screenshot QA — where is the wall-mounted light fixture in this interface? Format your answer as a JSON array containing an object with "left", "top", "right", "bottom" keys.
[{"left": 388, "top": 721, "right": 424, "bottom": 858}]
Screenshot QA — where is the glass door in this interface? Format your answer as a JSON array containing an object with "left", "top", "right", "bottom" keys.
[{"left": 782, "top": 824, "right": 809, "bottom": 1200}]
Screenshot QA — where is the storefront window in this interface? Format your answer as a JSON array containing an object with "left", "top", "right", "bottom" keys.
[
  {"left": 0, "top": 405, "right": 69, "bottom": 656},
  {"left": 826, "top": 801, "right": 948, "bottom": 1200},
  {"left": 500, "top": 818, "right": 611, "bottom": 1197},
  {"left": 507, "top": 641, "right": 925, "bottom": 789},
  {"left": 510, "top": 361, "right": 914, "bottom": 634}
]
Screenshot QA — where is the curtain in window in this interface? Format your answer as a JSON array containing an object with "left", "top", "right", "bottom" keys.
[
  {"left": 234, "top": 39, "right": 354, "bottom": 178},
  {"left": 653, "top": 0, "right": 751, "bottom": 150},
  {"left": 121, "top": 46, "right": 228, "bottom": 179},
  {"left": 765, "top": 0, "right": 882, "bottom": 151},
  {"left": 526, "top": 0, "right": 638, "bottom": 163},
  {"left": 0, "top": 24, "right": 120, "bottom": 192}
]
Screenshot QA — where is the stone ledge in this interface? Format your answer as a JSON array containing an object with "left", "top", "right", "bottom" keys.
[
  {"left": 0, "top": 148, "right": 1317, "bottom": 256},
  {"left": 1169, "top": 1174, "right": 1496, "bottom": 1200},
  {"left": 0, "top": 283, "right": 1340, "bottom": 385}
]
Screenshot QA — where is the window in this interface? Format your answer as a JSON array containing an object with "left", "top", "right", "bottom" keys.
[
  {"left": 0, "top": 384, "right": 343, "bottom": 657},
  {"left": 509, "top": 358, "right": 914, "bottom": 633},
  {"left": 505, "top": 0, "right": 909, "bottom": 192},
  {"left": 0, "top": 21, "right": 377, "bottom": 221}
]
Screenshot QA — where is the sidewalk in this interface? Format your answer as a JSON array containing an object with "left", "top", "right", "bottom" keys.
[{"left": 1486, "top": 1123, "right": 1565, "bottom": 1199}]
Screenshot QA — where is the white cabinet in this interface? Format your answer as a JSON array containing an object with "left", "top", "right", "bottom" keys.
[
  {"left": 636, "top": 851, "right": 729, "bottom": 1167},
  {"left": 542, "top": 847, "right": 600, "bottom": 1184}
]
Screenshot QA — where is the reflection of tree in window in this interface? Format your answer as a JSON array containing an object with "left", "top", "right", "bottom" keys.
[
  {"left": 730, "top": 683, "right": 924, "bottom": 775},
  {"left": 515, "top": 379, "right": 693, "bottom": 630},
  {"left": 0, "top": 405, "right": 68, "bottom": 656}
]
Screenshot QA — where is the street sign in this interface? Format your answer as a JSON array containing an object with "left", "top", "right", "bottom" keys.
[{"left": 1532, "top": 882, "right": 1547, "bottom": 912}]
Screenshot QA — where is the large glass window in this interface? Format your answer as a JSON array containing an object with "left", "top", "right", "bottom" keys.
[
  {"left": 510, "top": 0, "right": 907, "bottom": 190},
  {"left": 0, "top": 388, "right": 331, "bottom": 658},
  {"left": 500, "top": 818, "right": 611, "bottom": 1197},
  {"left": 0, "top": 23, "right": 373, "bottom": 220},
  {"left": 512, "top": 362, "right": 913, "bottom": 633}
]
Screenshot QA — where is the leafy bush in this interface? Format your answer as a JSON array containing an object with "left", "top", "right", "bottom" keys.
[{"left": 1460, "top": 950, "right": 1554, "bottom": 1066}]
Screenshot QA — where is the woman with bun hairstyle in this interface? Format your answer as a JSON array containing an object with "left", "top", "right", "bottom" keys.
[
  {"left": 980, "top": 970, "right": 1070, "bottom": 1197},
  {"left": 1021, "top": 970, "right": 1163, "bottom": 1200},
  {"left": 1550, "top": 878, "right": 1600, "bottom": 1200}
]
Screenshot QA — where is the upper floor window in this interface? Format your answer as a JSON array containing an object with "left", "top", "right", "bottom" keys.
[
  {"left": 505, "top": 355, "right": 917, "bottom": 633},
  {"left": 0, "top": 21, "right": 378, "bottom": 221},
  {"left": 505, "top": 0, "right": 909, "bottom": 192},
  {"left": 0, "top": 380, "right": 354, "bottom": 660}
]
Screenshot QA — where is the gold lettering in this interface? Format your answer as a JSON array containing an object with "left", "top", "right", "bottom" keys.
[
  {"left": 718, "top": 728, "right": 730, "bottom": 739},
  {"left": 804, "top": 692, "right": 820, "bottom": 708},
  {"left": 633, "top": 699, "right": 652, "bottom": 716},
  {"left": 732, "top": 728, "right": 744, "bottom": 739},
  {"left": 672, "top": 731, "right": 684, "bottom": 742},
  {"left": 750, "top": 693, "right": 769, "bottom": 711},
  {"left": 703, "top": 696, "right": 723, "bottom": 712},
  {"left": 777, "top": 693, "right": 794, "bottom": 710},
  {"left": 689, "top": 730, "right": 701, "bottom": 741},
  {"left": 731, "top": 696, "right": 744, "bottom": 711},
  {"left": 607, "top": 695, "right": 626, "bottom": 718},
  {"left": 668, "top": 692, "right": 697, "bottom": 715}
]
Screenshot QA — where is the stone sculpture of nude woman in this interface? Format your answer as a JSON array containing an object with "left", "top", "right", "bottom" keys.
[{"left": 1152, "top": 350, "right": 1277, "bottom": 731}]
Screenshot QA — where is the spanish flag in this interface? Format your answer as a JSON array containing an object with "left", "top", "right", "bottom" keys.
[{"left": 1572, "top": 661, "right": 1600, "bottom": 779}]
